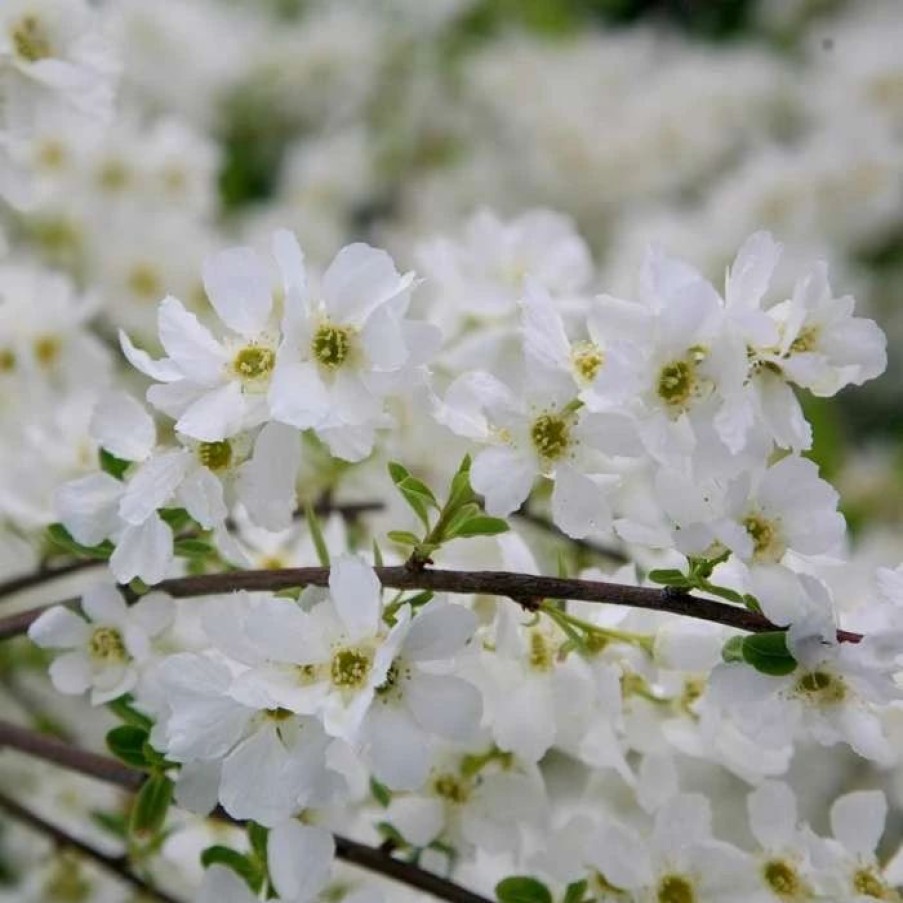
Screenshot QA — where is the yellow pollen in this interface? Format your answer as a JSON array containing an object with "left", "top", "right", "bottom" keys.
[
  {"left": 89, "top": 627, "right": 127, "bottom": 664},
  {"left": 528, "top": 630, "right": 555, "bottom": 672},
  {"left": 311, "top": 323, "right": 352, "bottom": 369},
  {"left": 97, "top": 160, "right": 130, "bottom": 192},
  {"left": 743, "top": 513, "right": 786, "bottom": 563},
  {"left": 232, "top": 345, "right": 275, "bottom": 382},
  {"left": 789, "top": 326, "right": 819, "bottom": 355},
  {"left": 127, "top": 264, "right": 163, "bottom": 300},
  {"left": 853, "top": 867, "right": 897, "bottom": 900},
  {"left": 763, "top": 859, "right": 805, "bottom": 899},
  {"left": 197, "top": 440, "right": 232, "bottom": 472},
  {"left": 530, "top": 412, "right": 571, "bottom": 461},
  {"left": 657, "top": 874, "right": 696, "bottom": 903},
  {"left": 571, "top": 341, "right": 604, "bottom": 383},
  {"left": 794, "top": 669, "right": 846, "bottom": 705},
  {"left": 657, "top": 359, "right": 696, "bottom": 409},
  {"left": 330, "top": 646, "right": 372, "bottom": 689},
  {"left": 432, "top": 772, "right": 470, "bottom": 804},
  {"left": 34, "top": 335, "right": 61, "bottom": 368},
  {"left": 12, "top": 16, "right": 52, "bottom": 62}
]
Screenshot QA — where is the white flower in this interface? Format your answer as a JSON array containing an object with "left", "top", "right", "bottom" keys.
[
  {"left": 268, "top": 234, "right": 439, "bottom": 462},
  {"left": 28, "top": 583, "right": 173, "bottom": 705},
  {"left": 121, "top": 235, "right": 284, "bottom": 442}
]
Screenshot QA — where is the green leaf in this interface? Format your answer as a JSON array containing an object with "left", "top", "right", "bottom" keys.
[
  {"left": 741, "top": 631, "right": 797, "bottom": 676},
  {"left": 247, "top": 822, "right": 269, "bottom": 865},
  {"left": 90, "top": 810, "right": 128, "bottom": 839},
  {"left": 129, "top": 772, "right": 173, "bottom": 839},
  {"left": 372, "top": 539, "right": 384, "bottom": 569},
  {"left": 305, "top": 503, "right": 330, "bottom": 567},
  {"left": 99, "top": 448, "right": 130, "bottom": 480},
  {"left": 174, "top": 538, "right": 214, "bottom": 559},
  {"left": 647, "top": 568, "right": 693, "bottom": 588},
  {"left": 201, "top": 846, "right": 263, "bottom": 892},
  {"left": 106, "top": 726, "right": 150, "bottom": 769},
  {"left": 370, "top": 777, "right": 392, "bottom": 808},
  {"left": 563, "top": 879, "right": 589, "bottom": 903},
  {"left": 448, "top": 515, "right": 510, "bottom": 539},
  {"left": 388, "top": 462, "right": 438, "bottom": 527},
  {"left": 495, "top": 876, "right": 554, "bottom": 903},
  {"left": 107, "top": 696, "right": 153, "bottom": 730},
  {"left": 159, "top": 507, "right": 193, "bottom": 531},
  {"left": 445, "top": 455, "right": 476, "bottom": 512},
  {"left": 46, "top": 523, "right": 113, "bottom": 560},
  {"left": 387, "top": 461, "right": 412, "bottom": 485},
  {"left": 387, "top": 530, "right": 421, "bottom": 547},
  {"left": 721, "top": 635, "right": 745, "bottom": 664}
]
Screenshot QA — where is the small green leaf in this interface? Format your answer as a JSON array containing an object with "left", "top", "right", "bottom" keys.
[
  {"left": 388, "top": 461, "right": 412, "bottom": 485},
  {"left": 563, "top": 879, "right": 589, "bottom": 903},
  {"left": 174, "top": 538, "right": 213, "bottom": 559},
  {"left": 495, "top": 876, "right": 554, "bottom": 903},
  {"left": 741, "top": 631, "right": 797, "bottom": 676},
  {"left": 387, "top": 530, "right": 421, "bottom": 547},
  {"left": 445, "top": 455, "right": 476, "bottom": 512},
  {"left": 372, "top": 539, "right": 384, "bottom": 569},
  {"left": 647, "top": 568, "right": 693, "bottom": 588},
  {"left": 90, "top": 810, "right": 128, "bottom": 839},
  {"left": 159, "top": 508, "right": 193, "bottom": 531},
  {"left": 99, "top": 449, "right": 130, "bottom": 480},
  {"left": 46, "top": 523, "right": 113, "bottom": 560},
  {"left": 247, "top": 822, "right": 268, "bottom": 865},
  {"left": 448, "top": 515, "right": 510, "bottom": 539},
  {"left": 721, "top": 635, "right": 745, "bottom": 664},
  {"left": 370, "top": 777, "right": 392, "bottom": 807},
  {"left": 388, "top": 462, "right": 438, "bottom": 527},
  {"left": 305, "top": 503, "right": 330, "bottom": 567},
  {"left": 129, "top": 772, "right": 173, "bottom": 839},
  {"left": 106, "top": 726, "right": 150, "bottom": 769},
  {"left": 201, "top": 846, "right": 263, "bottom": 892},
  {"left": 107, "top": 696, "right": 153, "bottom": 730}
]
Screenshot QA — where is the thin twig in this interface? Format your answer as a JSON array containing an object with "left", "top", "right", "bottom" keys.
[
  {"left": 0, "top": 566, "right": 864, "bottom": 643},
  {"left": 0, "top": 559, "right": 102, "bottom": 603},
  {"left": 0, "top": 721, "right": 495, "bottom": 903},
  {"left": 514, "top": 508, "right": 629, "bottom": 563},
  {"left": 0, "top": 790, "right": 182, "bottom": 903}
]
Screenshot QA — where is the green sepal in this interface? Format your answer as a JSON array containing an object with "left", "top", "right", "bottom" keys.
[
  {"left": 495, "top": 876, "right": 554, "bottom": 903},
  {"left": 562, "top": 879, "right": 590, "bottom": 903},
  {"left": 721, "top": 635, "right": 745, "bottom": 664},
  {"left": 370, "top": 777, "right": 392, "bottom": 808},
  {"left": 247, "top": 822, "right": 269, "bottom": 866},
  {"left": 387, "top": 530, "right": 421, "bottom": 547},
  {"left": 647, "top": 568, "right": 694, "bottom": 588},
  {"left": 107, "top": 695, "right": 153, "bottom": 730}
]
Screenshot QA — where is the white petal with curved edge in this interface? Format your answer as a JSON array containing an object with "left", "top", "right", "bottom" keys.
[
  {"left": 268, "top": 821, "right": 334, "bottom": 901},
  {"left": 322, "top": 243, "right": 409, "bottom": 324},
  {"left": 329, "top": 554, "right": 381, "bottom": 640},
  {"left": 237, "top": 422, "right": 300, "bottom": 531},
  {"left": 471, "top": 446, "right": 535, "bottom": 517},
  {"left": 119, "top": 330, "right": 181, "bottom": 382},
  {"left": 110, "top": 516, "right": 173, "bottom": 585},
  {"left": 55, "top": 472, "right": 122, "bottom": 546},
  {"left": 91, "top": 392, "right": 156, "bottom": 462},
  {"left": 402, "top": 600, "right": 477, "bottom": 661},
  {"left": 29, "top": 607, "right": 89, "bottom": 649},
  {"left": 203, "top": 246, "right": 273, "bottom": 336},
  {"left": 830, "top": 790, "right": 887, "bottom": 857},
  {"left": 175, "top": 381, "right": 246, "bottom": 441},
  {"left": 407, "top": 672, "right": 482, "bottom": 741},
  {"left": 82, "top": 583, "right": 128, "bottom": 625},
  {"left": 158, "top": 296, "right": 226, "bottom": 383},
  {"left": 119, "top": 449, "right": 192, "bottom": 525},
  {"left": 177, "top": 466, "right": 227, "bottom": 529}
]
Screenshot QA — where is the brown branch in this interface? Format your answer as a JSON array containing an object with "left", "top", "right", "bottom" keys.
[
  {"left": 0, "top": 566, "right": 864, "bottom": 643},
  {"left": 0, "top": 559, "right": 102, "bottom": 603},
  {"left": 0, "top": 790, "right": 182, "bottom": 903},
  {"left": 0, "top": 720, "right": 494, "bottom": 903}
]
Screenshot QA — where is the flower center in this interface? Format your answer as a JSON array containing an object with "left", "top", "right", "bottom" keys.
[
  {"left": 127, "top": 264, "right": 163, "bottom": 301},
  {"left": 89, "top": 627, "right": 127, "bottom": 664},
  {"left": 763, "top": 859, "right": 805, "bottom": 899},
  {"left": 789, "top": 326, "right": 819, "bottom": 355},
  {"left": 853, "top": 867, "right": 897, "bottom": 900},
  {"left": 232, "top": 345, "right": 275, "bottom": 383},
  {"left": 311, "top": 323, "right": 352, "bottom": 369},
  {"left": 97, "top": 159, "right": 130, "bottom": 192},
  {"left": 432, "top": 772, "right": 470, "bottom": 804},
  {"left": 530, "top": 412, "right": 571, "bottom": 462},
  {"left": 197, "top": 440, "right": 233, "bottom": 472},
  {"left": 571, "top": 341, "right": 604, "bottom": 383},
  {"left": 264, "top": 707, "right": 294, "bottom": 722},
  {"left": 330, "top": 646, "right": 372, "bottom": 689},
  {"left": 657, "top": 874, "right": 696, "bottom": 903},
  {"left": 743, "top": 513, "right": 786, "bottom": 563},
  {"left": 657, "top": 359, "right": 694, "bottom": 409},
  {"left": 0, "top": 349, "right": 16, "bottom": 372},
  {"left": 794, "top": 669, "right": 846, "bottom": 706},
  {"left": 34, "top": 335, "right": 61, "bottom": 368},
  {"left": 528, "top": 629, "right": 556, "bottom": 672},
  {"left": 12, "top": 16, "right": 52, "bottom": 62}
]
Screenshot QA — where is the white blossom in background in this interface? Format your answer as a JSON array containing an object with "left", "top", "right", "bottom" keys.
[{"left": 28, "top": 583, "right": 173, "bottom": 705}]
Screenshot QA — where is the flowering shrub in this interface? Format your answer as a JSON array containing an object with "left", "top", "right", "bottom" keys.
[{"left": 3, "top": 2, "right": 903, "bottom": 903}]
